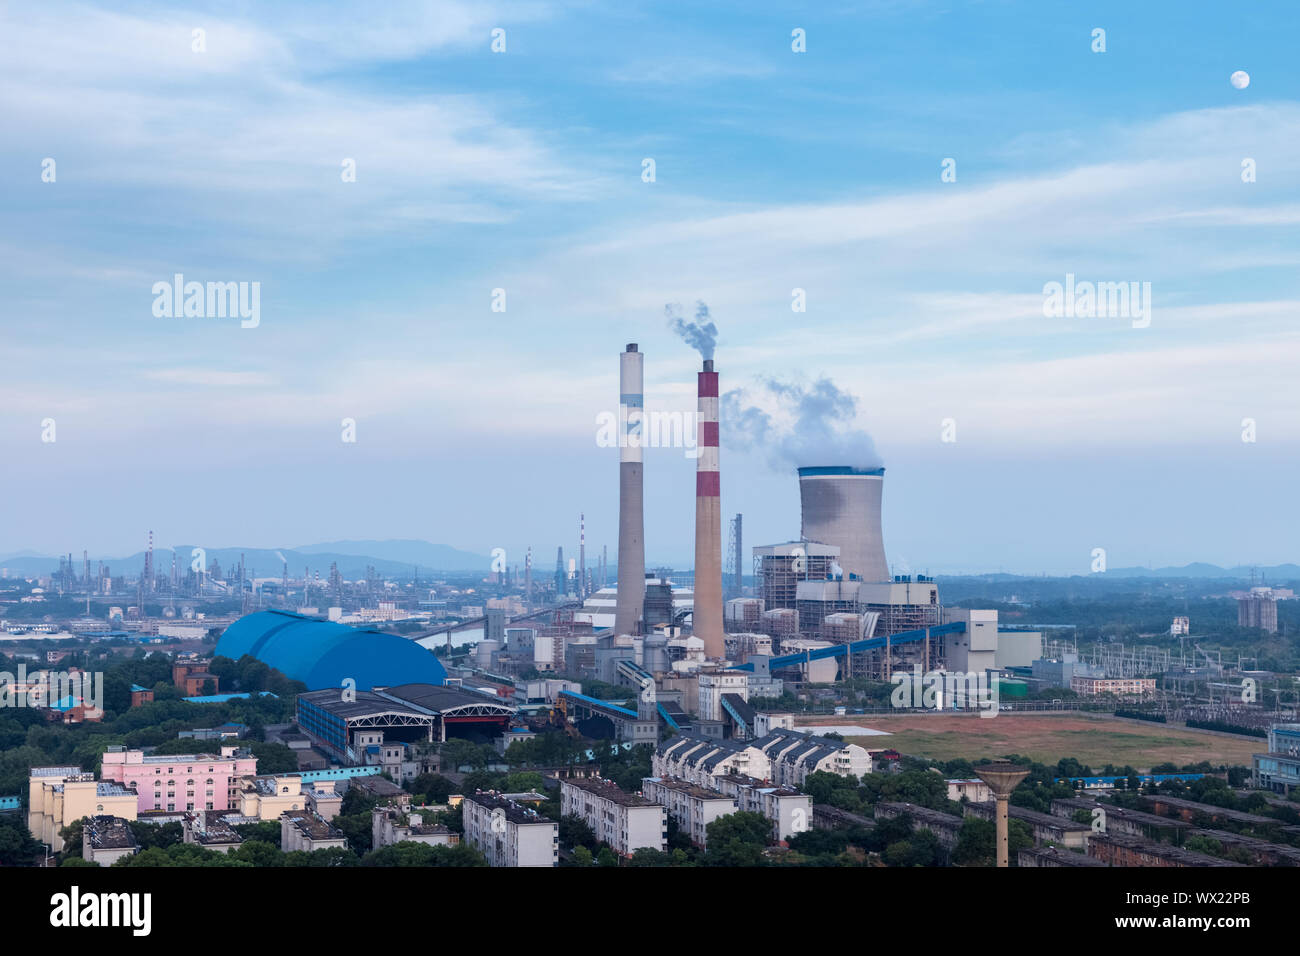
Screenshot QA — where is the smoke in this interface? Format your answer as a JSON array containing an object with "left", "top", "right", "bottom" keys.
[
  {"left": 721, "top": 376, "right": 883, "bottom": 470},
  {"left": 666, "top": 300, "right": 717, "bottom": 361}
]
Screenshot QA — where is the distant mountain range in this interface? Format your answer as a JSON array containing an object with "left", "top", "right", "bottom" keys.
[
  {"left": 0, "top": 539, "right": 491, "bottom": 580},
  {"left": 934, "top": 563, "right": 1300, "bottom": 581}
]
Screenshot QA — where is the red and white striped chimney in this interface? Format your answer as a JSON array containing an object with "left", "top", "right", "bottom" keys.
[{"left": 694, "top": 359, "right": 724, "bottom": 658}]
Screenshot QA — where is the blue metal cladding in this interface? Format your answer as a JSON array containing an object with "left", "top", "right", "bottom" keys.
[{"left": 216, "top": 609, "right": 446, "bottom": 691}]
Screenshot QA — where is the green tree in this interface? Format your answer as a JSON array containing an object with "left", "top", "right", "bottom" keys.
[{"left": 704, "top": 811, "right": 770, "bottom": 867}]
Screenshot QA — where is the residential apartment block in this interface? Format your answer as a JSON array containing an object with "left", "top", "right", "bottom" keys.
[
  {"left": 559, "top": 777, "right": 666, "bottom": 857},
  {"left": 462, "top": 792, "right": 557, "bottom": 867}
]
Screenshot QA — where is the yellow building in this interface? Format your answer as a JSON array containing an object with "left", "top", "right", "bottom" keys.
[
  {"left": 239, "top": 773, "right": 308, "bottom": 820},
  {"left": 28, "top": 767, "right": 138, "bottom": 852}
]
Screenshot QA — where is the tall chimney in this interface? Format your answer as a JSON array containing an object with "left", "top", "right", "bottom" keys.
[
  {"left": 579, "top": 513, "right": 586, "bottom": 601},
  {"left": 614, "top": 344, "right": 646, "bottom": 635},
  {"left": 694, "top": 359, "right": 724, "bottom": 658},
  {"left": 798, "top": 466, "right": 889, "bottom": 582}
]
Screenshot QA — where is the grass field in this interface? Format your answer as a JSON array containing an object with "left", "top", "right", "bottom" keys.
[{"left": 795, "top": 713, "right": 1261, "bottom": 770}]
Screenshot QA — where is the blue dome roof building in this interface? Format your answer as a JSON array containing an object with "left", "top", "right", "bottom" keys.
[{"left": 215, "top": 609, "right": 446, "bottom": 691}]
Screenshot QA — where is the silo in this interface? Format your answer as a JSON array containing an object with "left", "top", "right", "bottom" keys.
[{"left": 797, "top": 466, "right": 889, "bottom": 583}]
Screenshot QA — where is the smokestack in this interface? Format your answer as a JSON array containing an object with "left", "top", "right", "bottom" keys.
[
  {"left": 579, "top": 513, "right": 586, "bottom": 600},
  {"left": 694, "top": 358, "right": 724, "bottom": 658},
  {"left": 614, "top": 344, "right": 646, "bottom": 635},
  {"left": 798, "top": 466, "right": 889, "bottom": 582}
]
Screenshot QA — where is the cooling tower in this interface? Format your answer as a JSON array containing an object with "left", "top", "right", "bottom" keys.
[
  {"left": 694, "top": 359, "right": 724, "bottom": 658},
  {"left": 798, "top": 466, "right": 889, "bottom": 583},
  {"left": 614, "top": 344, "right": 646, "bottom": 635}
]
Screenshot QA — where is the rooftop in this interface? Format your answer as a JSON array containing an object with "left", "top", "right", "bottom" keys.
[
  {"left": 283, "top": 810, "right": 345, "bottom": 842},
  {"left": 464, "top": 791, "right": 557, "bottom": 827},
  {"left": 84, "top": 815, "right": 138, "bottom": 851},
  {"left": 644, "top": 776, "right": 736, "bottom": 801},
  {"left": 561, "top": 776, "right": 659, "bottom": 808}
]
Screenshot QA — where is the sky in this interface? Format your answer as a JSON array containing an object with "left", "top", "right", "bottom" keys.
[{"left": 2, "top": 0, "right": 1298, "bottom": 575}]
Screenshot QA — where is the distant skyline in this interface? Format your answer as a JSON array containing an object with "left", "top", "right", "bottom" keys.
[{"left": 3, "top": 1, "right": 1298, "bottom": 575}]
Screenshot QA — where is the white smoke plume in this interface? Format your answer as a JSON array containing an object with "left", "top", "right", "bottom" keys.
[
  {"left": 666, "top": 300, "right": 717, "bottom": 361},
  {"left": 721, "top": 376, "right": 883, "bottom": 470}
]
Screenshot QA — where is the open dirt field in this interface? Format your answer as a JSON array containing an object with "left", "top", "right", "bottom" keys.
[{"left": 796, "top": 712, "right": 1261, "bottom": 769}]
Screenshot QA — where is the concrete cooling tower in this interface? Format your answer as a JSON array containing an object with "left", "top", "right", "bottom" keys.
[{"left": 797, "top": 465, "right": 889, "bottom": 583}]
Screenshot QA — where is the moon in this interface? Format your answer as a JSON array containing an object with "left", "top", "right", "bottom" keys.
[{"left": 1230, "top": 70, "right": 1250, "bottom": 90}]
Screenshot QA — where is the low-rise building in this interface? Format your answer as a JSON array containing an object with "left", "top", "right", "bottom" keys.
[
  {"left": 559, "top": 777, "right": 666, "bottom": 857},
  {"left": 372, "top": 804, "right": 458, "bottom": 849},
  {"left": 964, "top": 801, "right": 1090, "bottom": 850},
  {"left": 347, "top": 775, "right": 409, "bottom": 806},
  {"left": 239, "top": 774, "right": 309, "bottom": 820},
  {"left": 946, "top": 779, "right": 993, "bottom": 803},
  {"left": 462, "top": 792, "right": 557, "bottom": 867},
  {"left": 306, "top": 785, "right": 342, "bottom": 821},
  {"left": 1019, "top": 846, "right": 1108, "bottom": 867},
  {"left": 182, "top": 810, "right": 244, "bottom": 853},
  {"left": 641, "top": 776, "right": 737, "bottom": 848},
  {"left": 82, "top": 815, "right": 139, "bottom": 865},
  {"left": 1088, "top": 832, "right": 1243, "bottom": 867},
  {"left": 281, "top": 810, "right": 347, "bottom": 853},
  {"left": 873, "top": 801, "right": 963, "bottom": 856},
  {"left": 1069, "top": 676, "right": 1156, "bottom": 697},
  {"left": 28, "top": 768, "right": 138, "bottom": 851}
]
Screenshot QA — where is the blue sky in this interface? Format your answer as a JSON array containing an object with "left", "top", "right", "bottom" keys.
[{"left": 3, "top": 0, "right": 1298, "bottom": 575}]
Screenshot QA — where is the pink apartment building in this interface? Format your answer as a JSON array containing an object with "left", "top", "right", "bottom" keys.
[{"left": 100, "top": 745, "right": 259, "bottom": 814}]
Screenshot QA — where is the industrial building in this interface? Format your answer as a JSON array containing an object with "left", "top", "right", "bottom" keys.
[
  {"left": 215, "top": 609, "right": 448, "bottom": 690},
  {"left": 1254, "top": 724, "right": 1300, "bottom": 794},
  {"left": 296, "top": 684, "right": 516, "bottom": 762}
]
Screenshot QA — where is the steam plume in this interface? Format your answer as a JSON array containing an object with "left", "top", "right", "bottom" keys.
[
  {"left": 666, "top": 301, "right": 717, "bottom": 360},
  {"left": 721, "top": 376, "right": 882, "bottom": 470}
]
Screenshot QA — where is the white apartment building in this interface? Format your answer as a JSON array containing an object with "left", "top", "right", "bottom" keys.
[
  {"left": 560, "top": 777, "right": 666, "bottom": 857},
  {"left": 716, "top": 773, "right": 812, "bottom": 841},
  {"left": 653, "top": 735, "right": 771, "bottom": 787},
  {"left": 655, "top": 728, "right": 872, "bottom": 791},
  {"left": 462, "top": 792, "right": 558, "bottom": 867},
  {"left": 641, "top": 776, "right": 737, "bottom": 848},
  {"left": 754, "top": 728, "right": 873, "bottom": 786}
]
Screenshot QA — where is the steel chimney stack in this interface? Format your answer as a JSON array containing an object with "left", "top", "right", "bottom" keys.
[
  {"left": 798, "top": 465, "right": 889, "bottom": 582},
  {"left": 614, "top": 344, "right": 646, "bottom": 635},
  {"left": 694, "top": 359, "right": 724, "bottom": 658}
]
